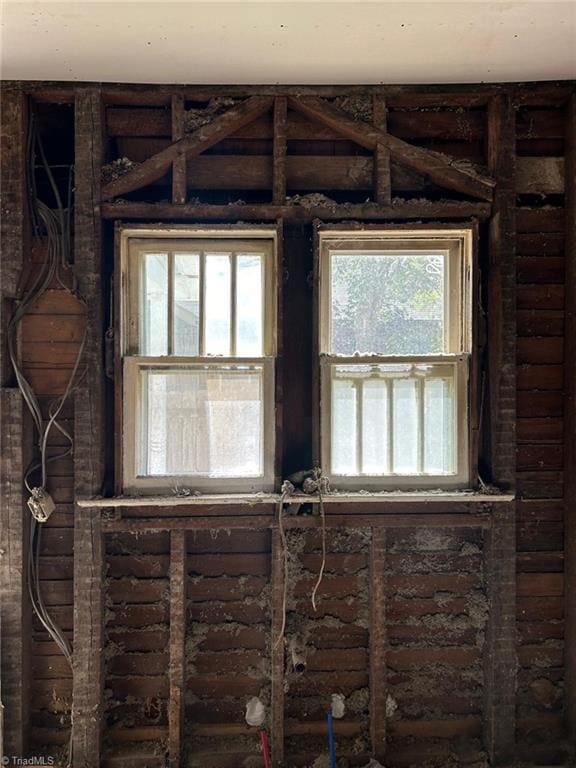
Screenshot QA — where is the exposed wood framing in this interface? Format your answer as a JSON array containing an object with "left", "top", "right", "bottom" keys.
[
  {"left": 270, "top": 528, "right": 285, "bottom": 767},
  {"left": 100, "top": 96, "right": 274, "bottom": 200},
  {"left": 72, "top": 87, "right": 106, "bottom": 768},
  {"left": 171, "top": 95, "right": 186, "bottom": 204},
  {"left": 101, "top": 200, "right": 492, "bottom": 222},
  {"left": 372, "top": 94, "right": 391, "bottom": 205},
  {"left": 168, "top": 531, "right": 186, "bottom": 767},
  {"left": 564, "top": 92, "right": 576, "bottom": 742},
  {"left": 483, "top": 502, "right": 517, "bottom": 764},
  {"left": 486, "top": 95, "right": 517, "bottom": 489},
  {"left": 272, "top": 97, "right": 287, "bottom": 204},
  {"left": 0, "top": 390, "right": 31, "bottom": 756},
  {"left": 369, "top": 528, "right": 387, "bottom": 761},
  {"left": 287, "top": 96, "right": 496, "bottom": 200}
]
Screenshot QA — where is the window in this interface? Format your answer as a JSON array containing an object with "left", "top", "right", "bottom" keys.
[
  {"left": 319, "top": 228, "right": 473, "bottom": 489},
  {"left": 120, "top": 227, "right": 277, "bottom": 493}
]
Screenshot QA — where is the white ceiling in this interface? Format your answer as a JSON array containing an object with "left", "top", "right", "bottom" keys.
[{"left": 1, "top": 0, "right": 575, "bottom": 85}]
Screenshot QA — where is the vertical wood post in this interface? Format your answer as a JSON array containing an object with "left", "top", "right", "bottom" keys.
[
  {"left": 0, "top": 86, "right": 31, "bottom": 758},
  {"left": 168, "top": 531, "right": 187, "bottom": 767},
  {"left": 172, "top": 94, "right": 187, "bottom": 204},
  {"left": 372, "top": 94, "right": 391, "bottom": 206},
  {"left": 270, "top": 528, "right": 285, "bottom": 767},
  {"left": 483, "top": 504, "right": 517, "bottom": 764},
  {"left": 564, "top": 92, "right": 576, "bottom": 742},
  {"left": 369, "top": 528, "right": 387, "bottom": 761},
  {"left": 273, "top": 97, "right": 287, "bottom": 205},
  {"left": 72, "top": 87, "right": 106, "bottom": 768}
]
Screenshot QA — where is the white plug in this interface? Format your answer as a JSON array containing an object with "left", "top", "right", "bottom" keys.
[{"left": 27, "top": 487, "right": 55, "bottom": 522}]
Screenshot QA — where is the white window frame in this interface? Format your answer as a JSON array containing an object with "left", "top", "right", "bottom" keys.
[
  {"left": 120, "top": 226, "right": 277, "bottom": 494},
  {"left": 318, "top": 228, "right": 473, "bottom": 490}
]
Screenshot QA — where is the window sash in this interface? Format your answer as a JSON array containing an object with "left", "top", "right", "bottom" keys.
[
  {"left": 320, "top": 355, "right": 469, "bottom": 489},
  {"left": 123, "top": 356, "right": 276, "bottom": 493}
]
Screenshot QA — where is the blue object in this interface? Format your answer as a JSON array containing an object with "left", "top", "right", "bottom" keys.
[{"left": 327, "top": 711, "right": 336, "bottom": 768}]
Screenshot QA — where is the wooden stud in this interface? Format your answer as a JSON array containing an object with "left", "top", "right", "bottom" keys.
[
  {"left": 369, "top": 528, "right": 387, "bottom": 761},
  {"left": 564, "top": 92, "right": 576, "bottom": 742},
  {"left": 270, "top": 528, "right": 285, "bottom": 767},
  {"left": 101, "top": 200, "right": 492, "bottom": 222},
  {"left": 168, "top": 531, "right": 187, "bottom": 767},
  {"left": 272, "top": 97, "right": 287, "bottom": 204},
  {"left": 483, "top": 502, "right": 517, "bottom": 765},
  {"left": 372, "top": 95, "right": 391, "bottom": 206},
  {"left": 486, "top": 94, "right": 517, "bottom": 489},
  {"left": 100, "top": 96, "right": 274, "bottom": 200},
  {"left": 288, "top": 96, "right": 496, "bottom": 201},
  {"left": 72, "top": 87, "right": 106, "bottom": 768},
  {"left": 171, "top": 94, "right": 187, "bottom": 204}
]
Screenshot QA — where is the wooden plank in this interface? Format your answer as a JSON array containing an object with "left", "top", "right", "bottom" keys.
[
  {"left": 516, "top": 157, "right": 564, "bottom": 194},
  {"left": 483, "top": 503, "right": 517, "bottom": 764},
  {"left": 72, "top": 87, "right": 105, "bottom": 768},
  {"left": 564, "top": 92, "right": 576, "bottom": 742},
  {"left": 270, "top": 528, "right": 285, "bottom": 767},
  {"left": 287, "top": 96, "right": 495, "bottom": 200},
  {"left": 100, "top": 96, "right": 274, "bottom": 200},
  {"left": 168, "top": 531, "right": 186, "bottom": 767},
  {"left": 372, "top": 95, "right": 391, "bottom": 205},
  {"left": 101, "top": 200, "right": 492, "bottom": 222},
  {"left": 0, "top": 391, "right": 31, "bottom": 755},
  {"left": 171, "top": 95, "right": 186, "bottom": 204},
  {"left": 272, "top": 96, "right": 287, "bottom": 204},
  {"left": 369, "top": 529, "right": 386, "bottom": 761},
  {"left": 486, "top": 94, "right": 517, "bottom": 490}
]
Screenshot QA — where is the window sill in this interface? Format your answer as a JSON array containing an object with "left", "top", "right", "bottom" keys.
[{"left": 76, "top": 490, "right": 515, "bottom": 508}]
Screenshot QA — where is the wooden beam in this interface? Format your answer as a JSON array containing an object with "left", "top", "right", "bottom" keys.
[
  {"left": 486, "top": 95, "right": 517, "bottom": 489},
  {"left": 168, "top": 531, "right": 186, "bottom": 767},
  {"left": 72, "top": 87, "right": 106, "bottom": 768},
  {"left": 270, "top": 529, "right": 285, "bottom": 767},
  {"left": 288, "top": 96, "right": 496, "bottom": 201},
  {"left": 369, "top": 528, "right": 387, "bottom": 761},
  {"left": 483, "top": 503, "right": 517, "bottom": 764},
  {"left": 372, "top": 95, "right": 391, "bottom": 206},
  {"left": 101, "top": 200, "right": 492, "bottom": 222},
  {"left": 564, "top": 92, "right": 576, "bottom": 744},
  {"left": 100, "top": 96, "right": 274, "bottom": 200},
  {"left": 0, "top": 391, "right": 32, "bottom": 756},
  {"left": 272, "top": 97, "right": 287, "bottom": 204},
  {"left": 171, "top": 95, "right": 186, "bottom": 204}
]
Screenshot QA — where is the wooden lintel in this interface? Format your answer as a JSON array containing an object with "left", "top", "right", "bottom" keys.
[
  {"left": 270, "top": 528, "right": 285, "bottom": 767},
  {"left": 370, "top": 528, "right": 387, "bottom": 761},
  {"left": 171, "top": 95, "right": 187, "bottom": 204},
  {"left": 287, "top": 95, "right": 496, "bottom": 201},
  {"left": 564, "top": 92, "right": 576, "bottom": 742},
  {"left": 101, "top": 513, "right": 493, "bottom": 533},
  {"left": 100, "top": 95, "right": 274, "bottom": 200},
  {"left": 372, "top": 94, "right": 391, "bottom": 206},
  {"left": 168, "top": 530, "right": 186, "bottom": 767},
  {"left": 272, "top": 96, "right": 288, "bottom": 205},
  {"left": 101, "top": 200, "right": 492, "bottom": 222}
]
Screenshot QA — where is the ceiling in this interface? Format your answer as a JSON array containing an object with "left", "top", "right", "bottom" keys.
[{"left": 1, "top": 0, "right": 575, "bottom": 85}]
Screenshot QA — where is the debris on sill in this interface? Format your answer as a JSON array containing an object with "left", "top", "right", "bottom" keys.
[
  {"left": 332, "top": 95, "right": 373, "bottom": 123},
  {"left": 286, "top": 192, "right": 340, "bottom": 210},
  {"left": 101, "top": 157, "right": 140, "bottom": 184},
  {"left": 184, "top": 97, "right": 239, "bottom": 132}
]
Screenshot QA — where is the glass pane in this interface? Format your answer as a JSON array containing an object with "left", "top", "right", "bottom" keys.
[
  {"left": 331, "top": 378, "right": 357, "bottom": 474},
  {"left": 141, "top": 253, "right": 168, "bottom": 355},
  {"left": 142, "top": 366, "right": 263, "bottom": 477},
  {"left": 392, "top": 379, "right": 419, "bottom": 474},
  {"left": 205, "top": 254, "right": 231, "bottom": 355},
  {"left": 362, "top": 379, "right": 388, "bottom": 474},
  {"left": 330, "top": 251, "right": 446, "bottom": 355},
  {"left": 236, "top": 253, "right": 263, "bottom": 356},
  {"left": 173, "top": 253, "right": 200, "bottom": 356},
  {"left": 424, "top": 378, "right": 455, "bottom": 474}
]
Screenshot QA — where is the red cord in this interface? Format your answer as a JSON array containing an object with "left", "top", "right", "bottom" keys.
[{"left": 260, "top": 729, "right": 272, "bottom": 768}]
